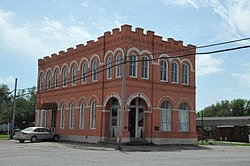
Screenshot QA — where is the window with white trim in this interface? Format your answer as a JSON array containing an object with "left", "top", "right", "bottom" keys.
[
  {"left": 182, "top": 63, "right": 189, "bottom": 85},
  {"left": 141, "top": 56, "right": 149, "bottom": 79},
  {"left": 82, "top": 63, "right": 87, "bottom": 83},
  {"left": 160, "top": 101, "right": 172, "bottom": 131},
  {"left": 92, "top": 59, "right": 98, "bottom": 81},
  {"left": 69, "top": 102, "right": 75, "bottom": 129},
  {"left": 39, "top": 73, "right": 44, "bottom": 91},
  {"left": 44, "top": 110, "right": 48, "bottom": 127},
  {"left": 54, "top": 69, "right": 59, "bottom": 88},
  {"left": 107, "top": 56, "right": 112, "bottom": 79},
  {"left": 79, "top": 102, "right": 85, "bottom": 129},
  {"left": 46, "top": 72, "right": 51, "bottom": 90},
  {"left": 60, "top": 104, "right": 65, "bottom": 129},
  {"left": 90, "top": 101, "right": 96, "bottom": 129},
  {"left": 171, "top": 62, "right": 179, "bottom": 83},
  {"left": 63, "top": 67, "right": 68, "bottom": 87},
  {"left": 116, "top": 54, "right": 122, "bottom": 78},
  {"left": 179, "top": 103, "right": 189, "bottom": 132},
  {"left": 160, "top": 59, "right": 168, "bottom": 82},
  {"left": 129, "top": 54, "right": 137, "bottom": 77},
  {"left": 72, "top": 65, "right": 76, "bottom": 85},
  {"left": 37, "top": 110, "right": 42, "bottom": 127}
]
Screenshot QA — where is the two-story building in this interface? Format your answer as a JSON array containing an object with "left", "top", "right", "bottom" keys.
[{"left": 36, "top": 24, "right": 197, "bottom": 144}]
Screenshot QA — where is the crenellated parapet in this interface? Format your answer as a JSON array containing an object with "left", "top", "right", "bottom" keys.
[{"left": 38, "top": 24, "right": 196, "bottom": 66}]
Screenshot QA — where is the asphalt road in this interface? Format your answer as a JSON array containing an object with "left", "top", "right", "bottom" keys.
[{"left": 0, "top": 139, "right": 250, "bottom": 166}]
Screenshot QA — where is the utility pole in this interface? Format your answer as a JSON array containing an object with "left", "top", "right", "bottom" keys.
[
  {"left": 10, "top": 78, "right": 17, "bottom": 139},
  {"left": 201, "top": 112, "right": 204, "bottom": 145},
  {"left": 118, "top": 47, "right": 127, "bottom": 150}
]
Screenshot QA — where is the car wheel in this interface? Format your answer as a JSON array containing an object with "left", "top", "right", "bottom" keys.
[
  {"left": 19, "top": 140, "right": 25, "bottom": 143},
  {"left": 53, "top": 135, "right": 58, "bottom": 142},
  {"left": 30, "top": 136, "right": 37, "bottom": 143}
]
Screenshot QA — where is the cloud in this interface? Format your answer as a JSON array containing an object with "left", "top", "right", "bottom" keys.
[
  {"left": 231, "top": 63, "right": 250, "bottom": 87},
  {"left": 0, "top": 76, "right": 15, "bottom": 86},
  {"left": 80, "top": 1, "right": 88, "bottom": 7},
  {"left": 196, "top": 54, "right": 224, "bottom": 76},
  {"left": 161, "top": 0, "right": 204, "bottom": 9}
]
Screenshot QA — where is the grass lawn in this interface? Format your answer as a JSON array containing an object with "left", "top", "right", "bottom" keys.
[
  {"left": 0, "top": 134, "right": 9, "bottom": 139},
  {"left": 220, "top": 141, "right": 250, "bottom": 146}
]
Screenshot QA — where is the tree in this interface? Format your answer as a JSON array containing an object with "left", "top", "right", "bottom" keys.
[{"left": 0, "top": 84, "right": 12, "bottom": 124}]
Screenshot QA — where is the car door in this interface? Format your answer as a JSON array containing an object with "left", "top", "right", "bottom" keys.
[{"left": 43, "top": 128, "right": 53, "bottom": 140}]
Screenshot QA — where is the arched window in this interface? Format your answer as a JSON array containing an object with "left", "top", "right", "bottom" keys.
[
  {"left": 129, "top": 54, "right": 137, "bottom": 77},
  {"left": 182, "top": 63, "right": 189, "bottom": 85},
  {"left": 60, "top": 104, "right": 65, "bottom": 129},
  {"left": 63, "top": 67, "right": 68, "bottom": 87},
  {"left": 72, "top": 65, "right": 76, "bottom": 85},
  {"left": 142, "top": 56, "right": 149, "bottom": 79},
  {"left": 79, "top": 102, "right": 85, "bottom": 129},
  {"left": 171, "top": 62, "right": 179, "bottom": 83},
  {"left": 54, "top": 69, "right": 59, "bottom": 88},
  {"left": 82, "top": 63, "right": 87, "bottom": 83},
  {"left": 160, "top": 101, "right": 172, "bottom": 131},
  {"left": 90, "top": 101, "right": 96, "bottom": 129},
  {"left": 179, "top": 103, "right": 189, "bottom": 132},
  {"left": 160, "top": 59, "right": 168, "bottom": 82},
  {"left": 116, "top": 54, "right": 122, "bottom": 78},
  {"left": 46, "top": 71, "right": 51, "bottom": 90},
  {"left": 69, "top": 102, "right": 75, "bottom": 129},
  {"left": 39, "top": 73, "right": 44, "bottom": 91},
  {"left": 107, "top": 56, "right": 112, "bottom": 79},
  {"left": 92, "top": 59, "right": 98, "bottom": 81}
]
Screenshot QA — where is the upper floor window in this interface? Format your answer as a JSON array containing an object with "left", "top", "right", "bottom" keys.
[
  {"left": 54, "top": 69, "right": 59, "bottom": 88},
  {"left": 60, "top": 104, "right": 65, "bottom": 129},
  {"left": 90, "top": 101, "right": 96, "bottom": 129},
  {"left": 63, "top": 67, "right": 68, "bottom": 87},
  {"left": 79, "top": 102, "right": 85, "bottom": 129},
  {"left": 129, "top": 54, "right": 137, "bottom": 77},
  {"left": 116, "top": 54, "right": 122, "bottom": 78},
  {"left": 107, "top": 56, "right": 112, "bottom": 79},
  {"left": 69, "top": 102, "right": 75, "bottom": 129},
  {"left": 72, "top": 65, "right": 76, "bottom": 85},
  {"left": 39, "top": 73, "right": 44, "bottom": 91},
  {"left": 141, "top": 56, "right": 149, "bottom": 79},
  {"left": 46, "top": 72, "right": 51, "bottom": 90},
  {"left": 92, "top": 59, "right": 98, "bottom": 81},
  {"left": 171, "top": 62, "right": 179, "bottom": 83},
  {"left": 182, "top": 63, "right": 189, "bottom": 85},
  {"left": 179, "top": 103, "right": 190, "bottom": 132},
  {"left": 160, "top": 101, "right": 172, "bottom": 131},
  {"left": 82, "top": 63, "right": 87, "bottom": 83},
  {"left": 160, "top": 59, "right": 168, "bottom": 82}
]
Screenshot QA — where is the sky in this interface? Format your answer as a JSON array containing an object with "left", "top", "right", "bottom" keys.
[{"left": 0, "top": 0, "right": 249, "bottom": 111}]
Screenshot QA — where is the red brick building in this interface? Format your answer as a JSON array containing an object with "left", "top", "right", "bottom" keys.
[{"left": 36, "top": 24, "right": 197, "bottom": 144}]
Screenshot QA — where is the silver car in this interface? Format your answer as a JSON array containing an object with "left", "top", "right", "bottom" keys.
[{"left": 13, "top": 127, "right": 59, "bottom": 143}]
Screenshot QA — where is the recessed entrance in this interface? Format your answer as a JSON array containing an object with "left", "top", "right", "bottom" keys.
[
  {"left": 108, "top": 98, "right": 120, "bottom": 137},
  {"left": 128, "top": 98, "right": 145, "bottom": 138}
]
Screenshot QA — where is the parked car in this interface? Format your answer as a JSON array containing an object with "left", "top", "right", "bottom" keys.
[{"left": 13, "top": 127, "right": 59, "bottom": 143}]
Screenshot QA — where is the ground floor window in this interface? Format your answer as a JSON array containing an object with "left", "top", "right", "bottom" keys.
[
  {"left": 90, "top": 101, "right": 96, "bottom": 129},
  {"left": 160, "top": 101, "right": 172, "bottom": 131},
  {"left": 79, "top": 102, "right": 85, "bottom": 129},
  {"left": 44, "top": 110, "right": 48, "bottom": 127},
  {"left": 179, "top": 103, "right": 189, "bottom": 132},
  {"left": 60, "top": 104, "right": 65, "bottom": 129}
]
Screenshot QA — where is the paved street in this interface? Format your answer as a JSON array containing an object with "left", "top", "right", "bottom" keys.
[{"left": 0, "top": 139, "right": 250, "bottom": 166}]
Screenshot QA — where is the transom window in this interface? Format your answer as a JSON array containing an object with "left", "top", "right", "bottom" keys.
[
  {"left": 107, "top": 56, "right": 112, "bottom": 79},
  {"left": 171, "top": 62, "right": 179, "bottom": 83},
  {"left": 129, "top": 54, "right": 137, "bottom": 77},
  {"left": 92, "top": 59, "right": 98, "bottom": 81},
  {"left": 90, "top": 101, "right": 96, "bottom": 129},
  {"left": 160, "top": 101, "right": 172, "bottom": 131},
  {"left": 82, "top": 63, "right": 87, "bottom": 83},
  {"left": 116, "top": 54, "right": 122, "bottom": 78},
  {"left": 179, "top": 103, "right": 189, "bottom": 132},
  {"left": 160, "top": 59, "right": 168, "bottom": 82},
  {"left": 69, "top": 103, "right": 75, "bottom": 129},
  {"left": 141, "top": 56, "right": 149, "bottom": 79},
  {"left": 46, "top": 72, "right": 51, "bottom": 89},
  {"left": 72, "top": 65, "right": 76, "bottom": 85},
  {"left": 182, "top": 63, "right": 189, "bottom": 85}
]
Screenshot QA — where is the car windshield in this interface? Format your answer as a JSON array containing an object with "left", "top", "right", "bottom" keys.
[{"left": 22, "top": 127, "right": 34, "bottom": 132}]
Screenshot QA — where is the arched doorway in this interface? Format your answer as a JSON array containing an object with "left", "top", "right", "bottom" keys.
[
  {"left": 128, "top": 98, "right": 145, "bottom": 138},
  {"left": 108, "top": 98, "right": 120, "bottom": 137}
]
